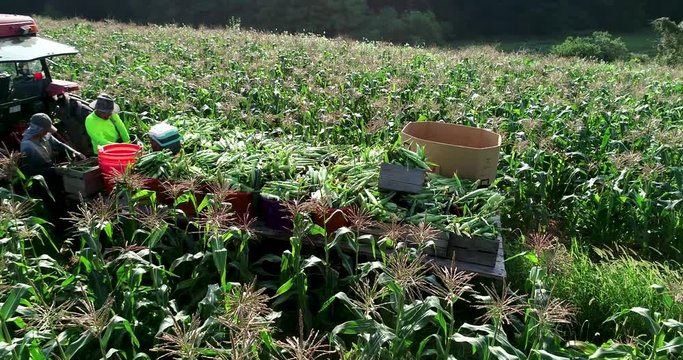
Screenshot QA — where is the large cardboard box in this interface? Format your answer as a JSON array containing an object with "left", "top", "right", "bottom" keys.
[{"left": 401, "top": 122, "right": 501, "bottom": 185}]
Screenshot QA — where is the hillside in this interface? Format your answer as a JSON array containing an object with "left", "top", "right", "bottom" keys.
[{"left": 0, "top": 17, "right": 681, "bottom": 359}]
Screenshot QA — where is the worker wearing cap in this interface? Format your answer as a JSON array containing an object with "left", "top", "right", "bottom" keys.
[
  {"left": 20, "top": 113, "right": 84, "bottom": 228},
  {"left": 20, "top": 113, "right": 85, "bottom": 178},
  {"left": 18, "top": 62, "right": 31, "bottom": 77},
  {"left": 85, "top": 93, "right": 131, "bottom": 154}
]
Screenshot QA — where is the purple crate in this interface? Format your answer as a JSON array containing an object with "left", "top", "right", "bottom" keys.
[{"left": 258, "top": 195, "right": 293, "bottom": 231}]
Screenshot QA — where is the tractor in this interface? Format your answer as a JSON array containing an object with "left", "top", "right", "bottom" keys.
[{"left": 0, "top": 14, "right": 94, "bottom": 157}]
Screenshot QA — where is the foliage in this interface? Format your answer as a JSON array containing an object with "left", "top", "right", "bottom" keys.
[
  {"left": 550, "top": 31, "right": 630, "bottom": 62},
  {"left": 364, "top": 9, "right": 449, "bottom": 45},
  {"left": 652, "top": 17, "right": 683, "bottom": 65},
  {"left": 9, "top": 0, "right": 683, "bottom": 41}
]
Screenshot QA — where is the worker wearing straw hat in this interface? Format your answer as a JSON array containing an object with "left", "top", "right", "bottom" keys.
[{"left": 85, "top": 93, "right": 131, "bottom": 154}]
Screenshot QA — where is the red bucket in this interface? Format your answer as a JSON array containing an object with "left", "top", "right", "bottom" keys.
[{"left": 98, "top": 143, "right": 142, "bottom": 192}]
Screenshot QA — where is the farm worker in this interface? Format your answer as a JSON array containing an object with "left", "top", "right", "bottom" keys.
[
  {"left": 19, "top": 113, "right": 85, "bottom": 228},
  {"left": 20, "top": 113, "right": 86, "bottom": 177},
  {"left": 17, "top": 62, "right": 31, "bottom": 77},
  {"left": 20, "top": 113, "right": 85, "bottom": 205},
  {"left": 85, "top": 93, "right": 131, "bottom": 154}
]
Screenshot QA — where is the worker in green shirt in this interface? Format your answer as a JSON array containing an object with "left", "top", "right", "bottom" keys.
[{"left": 85, "top": 93, "right": 131, "bottom": 154}]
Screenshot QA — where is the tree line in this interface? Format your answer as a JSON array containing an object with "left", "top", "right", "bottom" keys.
[{"left": 7, "top": 0, "right": 683, "bottom": 44}]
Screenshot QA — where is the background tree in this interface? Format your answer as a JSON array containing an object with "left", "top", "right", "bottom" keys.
[
  {"left": 652, "top": 17, "right": 683, "bottom": 65},
  {"left": 5, "top": 0, "right": 683, "bottom": 45}
]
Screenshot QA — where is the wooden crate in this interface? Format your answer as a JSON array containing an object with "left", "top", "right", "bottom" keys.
[
  {"left": 57, "top": 158, "right": 104, "bottom": 198},
  {"left": 361, "top": 225, "right": 449, "bottom": 258},
  {"left": 378, "top": 163, "right": 426, "bottom": 193},
  {"left": 449, "top": 234, "right": 499, "bottom": 267},
  {"left": 250, "top": 218, "right": 506, "bottom": 281},
  {"left": 439, "top": 216, "right": 505, "bottom": 280}
]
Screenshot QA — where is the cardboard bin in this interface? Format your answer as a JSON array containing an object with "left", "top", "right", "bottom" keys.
[{"left": 401, "top": 122, "right": 501, "bottom": 185}]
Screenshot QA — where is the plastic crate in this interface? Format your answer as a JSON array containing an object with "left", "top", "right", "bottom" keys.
[{"left": 148, "top": 123, "right": 181, "bottom": 154}]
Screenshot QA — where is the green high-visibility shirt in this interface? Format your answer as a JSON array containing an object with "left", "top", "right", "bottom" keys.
[{"left": 85, "top": 112, "right": 131, "bottom": 154}]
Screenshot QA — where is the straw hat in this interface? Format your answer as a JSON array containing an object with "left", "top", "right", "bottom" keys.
[{"left": 89, "top": 93, "right": 120, "bottom": 114}]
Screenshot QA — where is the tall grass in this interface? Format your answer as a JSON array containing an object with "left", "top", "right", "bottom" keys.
[{"left": 546, "top": 244, "right": 683, "bottom": 340}]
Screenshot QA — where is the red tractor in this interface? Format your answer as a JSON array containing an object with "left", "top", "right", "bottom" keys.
[{"left": 0, "top": 14, "right": 93, "bottom": 157}]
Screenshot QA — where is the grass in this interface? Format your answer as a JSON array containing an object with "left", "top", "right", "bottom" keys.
[
  {"left": 506, "top": 236, "right": 683, "bottom": 343},
  {"left": 547, "top": 244, "right": 682, "bottom": 341},
  {"left": 481, "top": 29, "right": 658, "bottom": 56}
]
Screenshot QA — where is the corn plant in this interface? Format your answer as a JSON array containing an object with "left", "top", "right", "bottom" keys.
[
  {"left": 326, "top": 250, "right": 440, "bottom": 358},
  {"left": 273, "top": 203, "right": 321, "bottom": 331},
  {"left": 595, "top": 307, "right": 683, "bottom": 359}
]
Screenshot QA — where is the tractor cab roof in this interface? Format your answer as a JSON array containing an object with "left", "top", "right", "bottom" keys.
[
  {"left": 0, "top": 14, "right": 78, "bottom": 63},
  {"left": 0, "top": 36, "right": 78, "bottom": 63}
]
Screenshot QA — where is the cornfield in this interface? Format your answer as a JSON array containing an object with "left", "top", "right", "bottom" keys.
[{"left": 0, "top": 17, "right": 681, "bottom": 359}]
